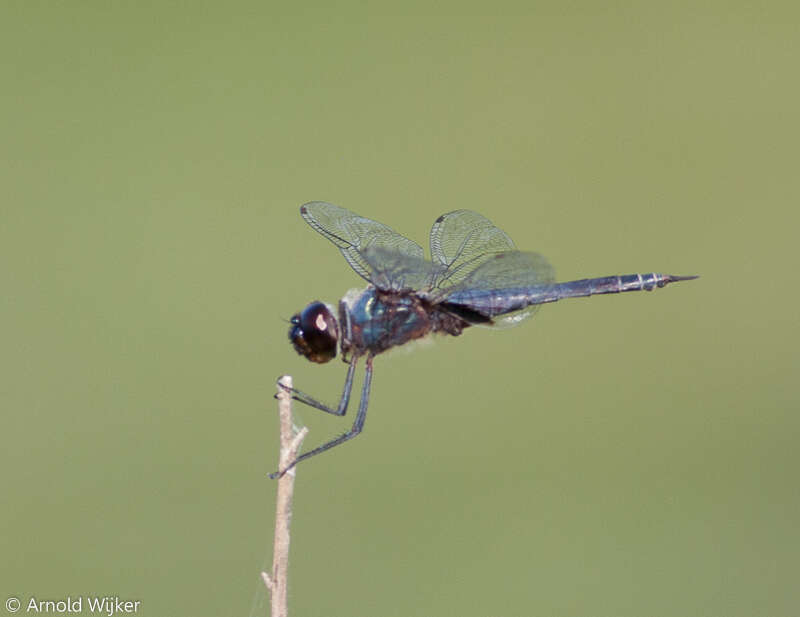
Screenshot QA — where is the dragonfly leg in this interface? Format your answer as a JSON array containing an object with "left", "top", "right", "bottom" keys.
[
  {"left": 270, "top": 355, "right": 374, "bottom": 478},
  {"left": 277, "top": 355, "right": 358, "bottom": 417}
]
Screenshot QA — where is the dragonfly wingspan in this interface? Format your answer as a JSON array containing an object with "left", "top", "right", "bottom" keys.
[{"left": 302, "top": 204, "right": 552, "bottom": 308}]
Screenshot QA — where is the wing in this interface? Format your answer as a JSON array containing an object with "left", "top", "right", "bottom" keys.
[
  {"left": 428, "top": 210, "right": 517, "bottom": 293},
  {"left": 300, "top": 201, "right": 425, "bottom": 283},
  {"left": 440, "top": 250, "right": 556, "bottom": 328},
  {"left": 362, "top": 246, "right": 446, "bottom": 292}
]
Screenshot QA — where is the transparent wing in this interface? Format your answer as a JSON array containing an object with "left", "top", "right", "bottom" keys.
[
  {"left": 362, "top": 246, "right": 446, "bottom": 292},
  {"left": 429, "top": 210, "right": 517, "bottom": 292},
  {"left": 300, "top": 201, "right": 425, "bottom": 283},
  {"left": 441, "top": 251, "right": 556, "bottom": 328}
]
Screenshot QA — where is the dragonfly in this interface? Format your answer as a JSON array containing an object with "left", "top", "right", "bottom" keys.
[{"left": 270, "top": 201, "right": 697, "bottom": 478}]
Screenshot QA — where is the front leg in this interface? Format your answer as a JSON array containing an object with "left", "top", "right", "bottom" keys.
[
  {"left": 270, "top": 355, "right": 374, "bottom": 478},
  {"left": 277, "top": 354, "right": 358, "bottom": 417}
]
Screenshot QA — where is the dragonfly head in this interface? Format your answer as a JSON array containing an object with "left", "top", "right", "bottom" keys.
[{"left": 289, "top": 301, "right": 339, "bottom": 364}]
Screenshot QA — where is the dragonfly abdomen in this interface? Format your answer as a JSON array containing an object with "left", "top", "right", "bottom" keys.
[
  {"left": 443, "top": 273, "right": 697, "bottom": 321},
  {"left": 553, "top": 273, "right": 697, "bottom": 300},
  {"left": 442, "top": 287, "right": 555, "bottom": 320}
]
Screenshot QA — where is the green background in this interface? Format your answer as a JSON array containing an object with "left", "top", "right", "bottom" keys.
[{"left": 2, "top": 3, "right": 797, "bottom": 616}]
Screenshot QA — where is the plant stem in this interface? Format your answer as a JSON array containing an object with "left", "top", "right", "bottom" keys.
[{"left": 262, "top": 375, "right": 307, "bottom": 617}]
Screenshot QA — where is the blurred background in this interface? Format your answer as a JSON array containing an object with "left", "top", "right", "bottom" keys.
[{"left": 2, "top": 2, "right": 797, "bottom": 616}]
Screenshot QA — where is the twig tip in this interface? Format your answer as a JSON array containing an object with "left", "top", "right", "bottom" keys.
[{"left": 289, "top": 426, "right": 310, "bottom": 453}]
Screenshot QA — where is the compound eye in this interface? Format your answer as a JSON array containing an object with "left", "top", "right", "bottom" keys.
[{"left": 288, "top": 301, "right": 338, "bottom": 363}]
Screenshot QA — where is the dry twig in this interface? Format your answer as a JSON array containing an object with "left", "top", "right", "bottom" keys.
[{"left": 262, "top": 375, "right": 307, "bottom": 617}]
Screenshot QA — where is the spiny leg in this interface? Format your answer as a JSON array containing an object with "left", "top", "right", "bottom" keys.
[
  {"left": 276, "top": 355, "right": 358, "bottom": 417},
  {"left": 270, "top": 355, "right": 374, "bottom": 479}
]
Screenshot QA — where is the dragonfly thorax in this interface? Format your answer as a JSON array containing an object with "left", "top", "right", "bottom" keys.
[{"left": 341, "top": 287, "right": 471, "bottom": 357}]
